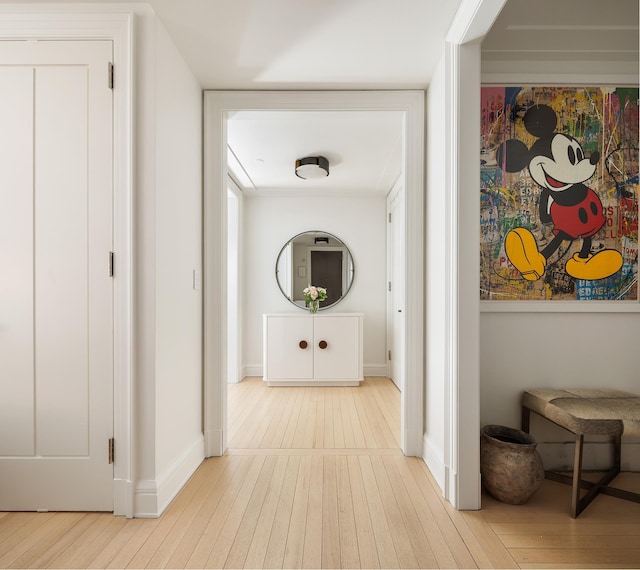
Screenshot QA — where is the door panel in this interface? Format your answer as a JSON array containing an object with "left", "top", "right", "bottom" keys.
[
  {"left": 0, "top": 40, "right": 114, "bottom": 511},
  {"left": 310, "top": 250, "right": 343, "bottom": 306},
  {"left": 35, "top": 66, "right": 90, "bottom": 456},
  {"left": 314, "top": 316, "right": 358, "bottom": 379},
  {"left": 266, "top": 317, "right": 313, "bottom": 379},
  {"left": 0, "top": 68, "right": 35, "bottom": 456}
]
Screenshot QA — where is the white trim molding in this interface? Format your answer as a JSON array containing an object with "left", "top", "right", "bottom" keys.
[
  {"left": 134, "top": 435, "right": 205, "bottom": 518},
  {"left": 440, "top": 0, "right": 507, "bottom": 510},
  {"left": 204, "top": 90, "right": 425, "bottom": 459},
  {"left": 0, "top": 7, "right": 134, "bottom": 518}
]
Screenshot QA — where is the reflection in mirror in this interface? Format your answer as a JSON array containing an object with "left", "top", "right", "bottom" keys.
[{"left": 276, "top": 231, "right": 355, "bottom": 310}]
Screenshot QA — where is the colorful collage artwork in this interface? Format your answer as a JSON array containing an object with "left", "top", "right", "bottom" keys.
[{"left": 480, "top": 86, "right": 639, "bottom": 301}]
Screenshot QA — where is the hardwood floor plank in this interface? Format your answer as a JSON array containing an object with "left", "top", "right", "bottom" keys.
[
  {"left": 186, "top": 455, "right": 265, "bottom": 568},
  {"left": 491, "top": 522, "right": 640, "bottom": 536},
  {"left": 282, "top": 455, "right": 312, "bottom": 570},
  {"left": 226, "top": 447, "right": 403, "bottom": 456},
  {"left": 460, "top": 511, "right": 519, "bottom": 569},
  {"left": 88, "top": 518, "right": 154, "bottom": 569},
  {"left": 56, "top": 516, "right": 128, "bottom": 569},
  {"left": 389, "top": 457, "right": 459, "bottom": 569},
  {"left": 369, "top": 455, "right": 419, "bottom": 569},
  {"left": 124, "top": 457, "right": 221, "bottom": 568},
  {"left": 405, "top": 458, "right": 478, "bottom": 569},
  {"left": 2, "top": 513, "right": 84, "bottom": 569},
  {"left": 168, "top": 456, "right": 249, "bottom": 569},
  {"left": 14, "top": 513, "right": 100, "bottom": 569},
  {"left": 346, "top": 456, "right": 380, "bottom": 569},
  {"left": 313, "top": 389, "right": 326, "bottom": 449},
  {"left": 381, "top": 456, "right": 439, "bottom": 569},
  {"left": 145, "top": 456, "right": 237, "bottom": 569},
  {"left": 0, "top": 513, "right": 41, "bottom": 545},
  {"left": 222, "top": 455, "right": 279, "bottom": 569},
  {"left": 331, "top": 389, "right": 346, "bottom": 449},
  {"left": 350, "top": 384, "right": 382, "bottom": 449},
  {"left": 291, "top": 388, "right": 312, "bottom": 448},
  {"left": 204, "top": 455, "right": 270, "bottom": 568},
  {"left": 301, "top": 389, "right": 319, "bottom": 448},
  {"left": 47, "top": 515, "right": 115, "bottom": 568},
  {"left": 335, "top": 456, "right": 360, "bottom": 569},
  {"left": 0, "top": 513, "right": 54, "bottom": 559},
  {"left": 262, "top": 455, "right": 300, "bottom": 568},
  {"left": 357, "top": 455, "right": 400, "bottom": 569},
  {"left": 280, "top": 388, "right": 305, "bottom": 448},
  {"left": 242, "top": 455, "right": 290, "bottom": 569},
  {"left": 501, "top": 533, "right": 640, "bottom": 549},
  {"left": 344, "top": 389, "right": 367, "bottom": 448},
  {"left": 322, "top": 456, "right": 341, "bottom": 569},
  {"left": 301, "top": 455, "right": 323, "bottom": 569},
  {"left": 511, "top": 547, "right": 640, "bottom": 566}
]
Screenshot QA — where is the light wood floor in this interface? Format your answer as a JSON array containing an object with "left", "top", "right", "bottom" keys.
[{"left": 0, "top": 377, "right": 639, "bottom": 569}]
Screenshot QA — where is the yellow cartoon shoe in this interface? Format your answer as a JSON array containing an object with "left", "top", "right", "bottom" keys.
[
  {"left": 565, "top": 250, "right": 623, "bottom": 280},
  {"left": 505, "top": 227, "right": 547, "bottom": 281}
]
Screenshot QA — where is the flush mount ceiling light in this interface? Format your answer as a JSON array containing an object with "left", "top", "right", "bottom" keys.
[{"left": 295, "top": 155, "right": 329, "bottom": 179}]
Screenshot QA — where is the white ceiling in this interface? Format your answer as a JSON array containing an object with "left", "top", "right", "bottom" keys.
[
  {"left": 8, "top": 0, "right": 637, "bottom": 195},
  {"left": 483, "top": 0, "right": 639, "bottom": 63},
  {"left": 227, "top": 110, "right": 404, "bottom": 195},
  {"left": 133, "top": 0, "right": 464, "bottom": 91}
]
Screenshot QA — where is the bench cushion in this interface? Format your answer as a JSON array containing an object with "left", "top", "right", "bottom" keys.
[{"left": 522, "top": 389, "right": 640, "bottom": 436}]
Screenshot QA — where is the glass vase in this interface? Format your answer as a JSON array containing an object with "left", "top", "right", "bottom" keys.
[{"left": 308, "top": 299, "right": 319, "bottom": 314}]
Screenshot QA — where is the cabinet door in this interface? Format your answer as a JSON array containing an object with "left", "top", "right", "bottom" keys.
[
  {"left": 313, "top": 316, "right": 359, "bottom": 379},
  {"left": 265, "top": 317, "right": 313, "bottom": 380}
]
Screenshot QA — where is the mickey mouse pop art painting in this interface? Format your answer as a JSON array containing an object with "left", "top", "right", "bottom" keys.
[{"left": 497, "top": 104, "right": 623, "bottom": 281}]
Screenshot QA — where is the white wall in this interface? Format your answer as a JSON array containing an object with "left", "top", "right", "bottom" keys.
[
  {"left": 153, "top": 17, "right": 203, "bottom": 511},
  {"left": 242, "top": 194, "right": 388, "bottom": 377},
  {"left": 479, "top": 56, "right": 640, "bottom": 470},
  {"left": 424, "top": 54, "right": 448, "bottom": 490}
]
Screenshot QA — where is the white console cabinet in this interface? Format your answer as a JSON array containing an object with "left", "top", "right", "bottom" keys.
[{"left": 263, "top": 313, "right": 363, "bottom": 386}]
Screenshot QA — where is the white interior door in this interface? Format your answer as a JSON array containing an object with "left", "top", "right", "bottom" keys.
[
  {"left": 0, "top": 40, "right": 114, "bottom": 511},
  {"left": 387, "top": 184, "right": 405, "bottom": 391}
]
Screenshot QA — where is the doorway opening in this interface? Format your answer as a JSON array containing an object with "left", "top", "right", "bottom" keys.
[{"left": 204, "top": 91, "right": 425, "bottom": 458}]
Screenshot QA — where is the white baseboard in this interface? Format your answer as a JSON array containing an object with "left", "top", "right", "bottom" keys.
[
  {"left": 422, "top": 434, "right": 448, "bottom": 497},
  {"left": 243, "top": 365, "right": 262, "bottom": 378},
  {"left": 423, "top": 434, "right": 447, "bottom": 495},
  {"left": 241, "top": 365, "right": 389, "bottom": 379},
  {"left": 364, "top": 364, "right": 388, "bottom": 377},
  {"left": 134, "top": 434, "right": 205, "bottom": 518}
]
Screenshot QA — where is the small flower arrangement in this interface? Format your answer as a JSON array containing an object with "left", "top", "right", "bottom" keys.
[{"left": 303, "top": 285, "right": 327, "bottom": 313}]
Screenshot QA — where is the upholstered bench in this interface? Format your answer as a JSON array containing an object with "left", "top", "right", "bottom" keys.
[{"left": 521, "top": 388, "right": 640, "bottom": 517}]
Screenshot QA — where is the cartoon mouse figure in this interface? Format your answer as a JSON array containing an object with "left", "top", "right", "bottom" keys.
[{"left": 497, "top": 104, "right": 623, "bottom": 281}]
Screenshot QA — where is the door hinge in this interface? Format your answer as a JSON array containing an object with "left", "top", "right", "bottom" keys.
[
  {"left": 109, "top": 251, "right": 115, "bottom": 277},
  {"left": 108, "top": 62, "right": 114, "bottom": 89},
  {"left": 108, "top": 438, "right": 115, "bottom": 464},
  {"left": 388, "top": 350, "right": 392, "bottom": 361},
  {"left": 388, "top": 213, "right": 391, "bottom": 223},
  {"left": 388, "top": 281, "right": 392, "bottom": 292}
]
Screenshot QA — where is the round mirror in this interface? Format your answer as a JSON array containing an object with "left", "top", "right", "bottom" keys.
[{"left": 276, "top": 231, "right": 355, "bottom": 310}]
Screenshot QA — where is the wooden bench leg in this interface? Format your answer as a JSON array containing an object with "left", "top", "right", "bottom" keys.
[
  {"left": 571, "top": 434, "right": 584, "bottom": 518},
  {"left": 521, "top": 406, "right": 531, "bottom": 433}
]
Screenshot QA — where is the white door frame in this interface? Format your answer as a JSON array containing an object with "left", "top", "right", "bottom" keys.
[
  {"left": 386, "top": 177, "right": 404, "bottom": 391},
  {"left": 442, "top": 0, "right": 507, "bottom": 509},
  {"left": 0, "top": 8, "right": 134, "bottom": 517},
  {"left": 204, "top": 90, "right": 425, "bottom": 457}
]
